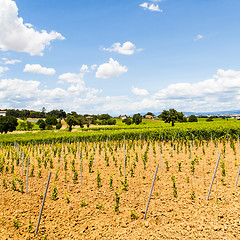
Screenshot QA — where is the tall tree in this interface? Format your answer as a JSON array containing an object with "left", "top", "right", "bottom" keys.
[
  {"left": 159, "top": 109, "right": 184, "bottom": 126},
  {"left": 133, "top": 113, "right": 142, "bottom": 125},
  {"left": 66, "top": 115, "right": 78, "bottom": 131},
  {"left": 0, "top": 116, "right": 18, "bottom": 133}
]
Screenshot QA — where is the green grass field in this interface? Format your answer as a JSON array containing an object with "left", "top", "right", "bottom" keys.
[
  {"left": 0, "top": 118, "right": 240, "bottom": 144},
  {"left": 0, "top": 118, "right": 240, "bottom": 143}
]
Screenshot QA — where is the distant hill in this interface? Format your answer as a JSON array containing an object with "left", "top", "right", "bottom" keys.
[{"left": 133, "top": 110, "right": 240, "bottom": 117}]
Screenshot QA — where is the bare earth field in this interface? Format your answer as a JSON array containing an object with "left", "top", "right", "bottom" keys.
[{"left": 0, "top": 140, "right": 240, "bottom": 239}]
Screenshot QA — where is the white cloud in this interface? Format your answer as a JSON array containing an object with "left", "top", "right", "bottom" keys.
[
  {"left": 96, "top": 58, "right": 128, "bottom": 79},
  {"left": 195, "top": 34, "right": 203, "bottom": 41},
  {"left": 103, "top": 41, "right": 140, "bottom": 55},
  {"left": 23, "top": 64, "right": 56, "bottom": 75},
  {"left": 2, "top": 57, "right": 21, "bottom": 65},
  {"left": 2, "top": 68, "right": 240, "bottom": 115},
  {"left": 140, "top": 2, "right": 163, "bottom": 12},
  {"left": 0, "top": 0, "right": 65, "bottom": 56},
  {"left": 132, "top": 87, "right": 149, "bottom": 96},
  {"left": 58, "top": 72, "right": 84, "bottom": 84},
  {"left": 0, "top": 66, "right": 9, "bottom": 75},
  {"left": 91, "top": 64, "right": 98, "bottom": 70},
  {"left": 0, "top": 76, "right": 101, "bottom": 111},
  {"left": 80, "top": 64, "right": 89, "bottom": 72}
]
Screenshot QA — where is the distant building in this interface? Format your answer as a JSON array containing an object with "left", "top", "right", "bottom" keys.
[
  {"left": 120, "top": 115, "right": 127, "bottom": 120},
  {"left": 0, "top": 111, "right": 6, "bottom": 117},
  {"left": 145, "top": 115, "right": 154, "bottom": 119},
  {"left": 86, "top": 116, "right": 93, "bottom": 120}
]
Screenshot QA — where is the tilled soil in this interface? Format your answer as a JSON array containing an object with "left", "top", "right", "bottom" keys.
[{"left": 0, "top": 140, "right": 240, "bottom": 239}]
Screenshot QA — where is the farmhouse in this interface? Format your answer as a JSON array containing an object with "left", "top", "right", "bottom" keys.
[
  {"left": 0, "top": 111, "right": 6, "bottom": 117},
  {"left": 120, "top": 115, "right": 127, "bottom": 120},
  {"left": 145, "top": 114, "right": 154, "bottom": 119}
]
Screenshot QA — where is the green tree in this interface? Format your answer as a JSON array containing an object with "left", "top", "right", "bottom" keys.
[
  {"left": 19, "top": 121, "right": 27, "bottom": 130},
  {"left": 0, "top": 116, "right": 18, "bottom": 133},
  {"left": 56, "top": 120, "right": 62, "bottom": 129},
  {"left": 37, "top": 119, "right": 46, "bottom": 130},
  {"left": 66, "top": 115, "right": 78, "bottom": 131},
  {"left": 159, "top": 109, "right": 184, "bottom": 126},
  {"left": 26, "top": 121, "right": 34, "bottom": 130},
  {"left": 188, "top": 115, "right": 198, "bottom": 122},
  {"left": 132, "top": 113, "right": 142, "bottom": 125},
  {"left": 122, "top": 117, "right": 132, "bottom": 125},
  {"left": 45, "top": 116, "right": 58, "bottom": 125}
]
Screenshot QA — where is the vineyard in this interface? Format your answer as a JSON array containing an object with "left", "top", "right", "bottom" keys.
[
  {"left": 1, "top": 118, "right": 240, "bottom": 144},
  {"left": 1, "top": 134, "right": 240, "bottom": 239}
]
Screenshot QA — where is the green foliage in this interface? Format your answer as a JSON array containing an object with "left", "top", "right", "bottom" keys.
[
  {"left": 114, "top": 189, "right": 120, "bottom": 212},
  {"left": 51, "top": 184, "right": 58, "bottom": 201},
  {"left": 130, "top": 211, "right": 137, "bottom": 219},
  {"left": 132, "top": 114, "right": 142, "bottom": 125},
  {"left": 0, "top": 116, "right": 18, "bottom": 133},
  {"left": 80, "top": 199, "right": 88, "bottom": 207},
  {"left": 220, "top": 160, "right": 226, "bottom": 177},
  {"left": 122, "top": 117, "right": 132, "bottom": 125},
  {"left": 28, "top": 219, "right": 33, "bottom": 232},
  {"left": 177, "top": 161, "right": 181, "bottom": 172},
  {"left": 97, "top": 170, "right": 102, "bottom": 188},
  {"left": 37, "top": 119, "right": 46, "bottom": 130},
  {"left": 109, "top": 174, "right": 113, "bottom": 188},
  {"left": 165, "top": 159, "right": 170, "bottom": 171},
  {"left": 96, "top": 203, "right": 103, "bottom": 209},
  {"left": 119, "top": 176, "right": 128, "bottom": 191},
  {"left": 159, "top": 109, "right": 184, "bottom": 126},
  {"left": 11, "top": 177, "right": 16, "bottom": 191},
  {"left": 171, "top": 174, "right": 177, "bottom": 198},
  {"left": 45, "top": 116, "right": 58, "bottom": 126},
  {"left": 13, "top": 219, "right": 19, "bottom": 229},
  {"left": 188, "top": 115, "right": 198, "bottom": 122},
  {"left": 3, "top": 177, "right": 7, "bottom": 189},
  {"left": 65, "top": 115, "right": 78, "bottom": 131},
  {"left": 38, "top": 169, "right": 42, "bottom": 178},
  {"left": 65, "top": 192, "right": 70, "bottom": 204},
  {"left": 30, "top": 164, "right": 34, "bottom": 177},
  {"left": 190, "top": 190, "right": 195, "bottom": 200}
]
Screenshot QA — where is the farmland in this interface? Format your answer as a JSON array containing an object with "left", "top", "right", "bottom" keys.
[{"left": 1, "top": 119, "right": 240, "bottom": 239}]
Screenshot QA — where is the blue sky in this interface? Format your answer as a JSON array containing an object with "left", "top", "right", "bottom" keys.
[{"left": 1, "top": 0, "right": 240, "bottom": 115}]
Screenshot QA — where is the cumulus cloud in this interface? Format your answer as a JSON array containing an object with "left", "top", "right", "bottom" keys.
[
  {"left": 0, "top": 0, "right": 65, "bottom": 56},
  {"left": 2, "top": 68, "right": 240, "bottom": 115},
  {"left": 80, "top": 64, "right": 89, "bottom": 73},
  {"left": 58, "top": 72, "right": 84, "bottom": 84},
  {"left": 140, "top": 2, "right": 163, "bottom": 12},
  {"left": 103, "top": 41, "right": 141, "bottom": 55},
  {"left": 0, "top": 66, "right": 9, "bottom": 75},
  {"left": 23, "top": 64, "right": 56, "bottom": 75},
  {"left": 1, "top": 57, "right": 21, "bottom": 65},
  {"left": 132, "top": 87, "right": 149, "bottom": 96},
  {"left": 0, "top": 76, "right": 101, "bottom": 111},
  {"left": 96, "top": 58, "right": 128, "bottom": 79}
]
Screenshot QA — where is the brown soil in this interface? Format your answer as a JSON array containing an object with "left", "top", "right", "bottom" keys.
[{"left": 0, "top": 140, "right": 240, "bottom": 239}]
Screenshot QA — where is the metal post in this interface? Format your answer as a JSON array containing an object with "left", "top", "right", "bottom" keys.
[
  {"left": 143, "top": 164, "right": 159, "bottom": 220},
  {"left": 35, "top": 172, "right": 51, "bottom": 234},
  {"left": 159, "top": 142, "right": 161, "bottom": 170},
  {"left": 124, "top": 136, "right": 126, "bottom": 177},
  {"left": 26, "top": 157, "right": 30, "bottom": 194},
  {"left": 21, "top": 150, "right": 24, "bottom": 176},
  {"left": 81, "top": 151, "right": 83, "bottom": 184},
  {"left": 207, "top": 153, "right": 221, "bottom": 200}
]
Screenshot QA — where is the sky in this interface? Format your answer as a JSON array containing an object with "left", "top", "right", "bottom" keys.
[{"left": 1, "top": 0, "right": 240, "bottom": 115}]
